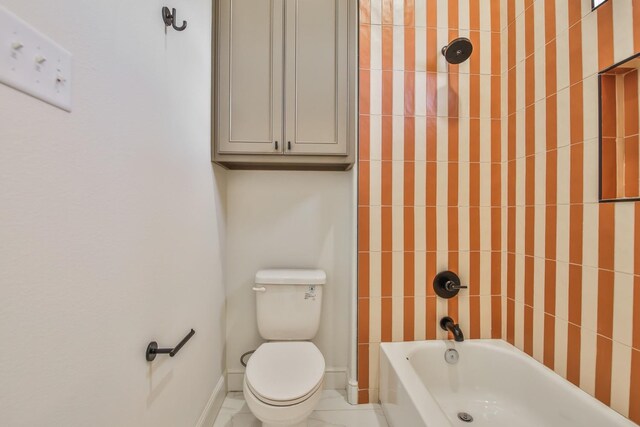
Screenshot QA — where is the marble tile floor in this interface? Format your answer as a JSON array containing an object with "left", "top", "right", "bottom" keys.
[{"left": 212, "top": 390, "right": 389, "bottom": 427}]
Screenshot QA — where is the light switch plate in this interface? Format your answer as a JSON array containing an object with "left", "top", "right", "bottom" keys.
[{"left": 0, "top": 6, "right": 72, "bottom": 111}]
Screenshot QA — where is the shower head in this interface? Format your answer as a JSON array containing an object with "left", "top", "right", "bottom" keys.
[{"left": 441, "top": 37, "right": 473, "bottom": 64}]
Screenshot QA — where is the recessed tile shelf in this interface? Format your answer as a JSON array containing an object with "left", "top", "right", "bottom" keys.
[{"left": 599, "top": 52, "right": 640, "bottom": 203}]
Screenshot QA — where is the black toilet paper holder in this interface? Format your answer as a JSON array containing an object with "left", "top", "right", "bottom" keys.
[{"left": 146, "top": 329, "right": 195, "bottom": 362}]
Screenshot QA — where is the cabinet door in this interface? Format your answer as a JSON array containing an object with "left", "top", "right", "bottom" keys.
[
  {"left": 283, "top": 0, "right": 349, "bottom": 156},
  {"left": 218, "top": 0, "right": 284, "bottom": 154}
]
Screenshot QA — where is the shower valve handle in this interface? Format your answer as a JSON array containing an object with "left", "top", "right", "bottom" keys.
[
  {"left": 445, "top": 281, "right": 468, "bottom": 292},
  {"left": 433, "top": 271, "right": 467, "bottom": 299}
]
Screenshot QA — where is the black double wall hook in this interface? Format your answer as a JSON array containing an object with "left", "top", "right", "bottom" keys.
[
  {"left": 146, "top": 329, "right": 195, "bottom": 362},
  {"left": 162, "top": 6, "right": 187, "bottom": 31}
]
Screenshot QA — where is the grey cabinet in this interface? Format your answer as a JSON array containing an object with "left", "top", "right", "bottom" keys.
[
  {"left": 213, "top": 0, "right": 355, "bottom": 170},
  {"left": 217, "top": 0, "right": 283, "bottom": 155}
]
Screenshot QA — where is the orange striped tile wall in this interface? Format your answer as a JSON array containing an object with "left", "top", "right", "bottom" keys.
[
  {"left": 503, "top": 0, "right": 639, "bottom": 421},
  {"left": 358, "top": 0, "right": 503, "bottom": 403},
  {"left": 358, "top": 0, "right": 640, "bottom": 419}
]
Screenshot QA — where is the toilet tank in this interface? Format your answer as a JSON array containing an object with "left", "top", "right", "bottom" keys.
[{"left": 254, "top": 269, "right": 325, "bottom": 340}]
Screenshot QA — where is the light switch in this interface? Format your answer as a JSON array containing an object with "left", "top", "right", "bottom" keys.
[{"left": 0, "top": 6, "right": 72, "bottom": 111}]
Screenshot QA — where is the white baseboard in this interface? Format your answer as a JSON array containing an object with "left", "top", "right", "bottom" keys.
[
  {"left": 347, "top": 379, "right": 358, "bottom": 405},
  {"left": 226, "top": 367, "right": 348, "bottom": 392},
  {"left": 195, "top": 375, "right": 226, "bottom": 427}
]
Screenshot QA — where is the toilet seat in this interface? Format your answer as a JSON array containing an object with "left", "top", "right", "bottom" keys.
[
  {"left": 247, "top": 377, "right": 323, "bottom": 407},
  {"left": 245, "top": 341, "right": 325, "bottom": 407}
]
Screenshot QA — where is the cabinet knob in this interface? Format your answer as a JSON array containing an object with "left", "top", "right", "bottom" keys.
[
  {"left": 287, "top": 141, "right": 291, "bottom": 151},
  {"left": 275, "top": 141, "right": 278, "bottom": 150}
]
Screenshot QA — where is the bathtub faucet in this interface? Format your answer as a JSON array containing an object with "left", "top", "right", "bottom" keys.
[{"left": 440, "top": 316, "right": 464, "bottom": 342}]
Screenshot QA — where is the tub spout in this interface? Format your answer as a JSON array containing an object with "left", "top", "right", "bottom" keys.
[{"left": 440, "top": 316, "right": 464, "bottom": 342}]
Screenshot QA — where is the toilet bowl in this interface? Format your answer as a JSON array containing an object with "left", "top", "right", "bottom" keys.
[{"left": 244, "top": 341, "right": 325, "bottom": 427}]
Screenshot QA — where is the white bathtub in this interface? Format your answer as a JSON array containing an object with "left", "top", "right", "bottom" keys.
[{"left": 379, "top": 340, "right": 637, "bottom": 427}]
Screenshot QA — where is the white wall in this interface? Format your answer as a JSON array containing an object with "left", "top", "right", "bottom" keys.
[
  {"left": 225, "top": 170, "right": 354, "bottom": 387},
  {"left": 0, "top": 1, "right": 225, "bottom": 426}
]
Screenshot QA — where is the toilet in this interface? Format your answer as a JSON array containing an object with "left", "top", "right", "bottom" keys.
[{"left": 243, "top": 269, "right": 326, "bottom": 427}]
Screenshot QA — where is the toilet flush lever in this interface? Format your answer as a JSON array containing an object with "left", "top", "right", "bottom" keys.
[{"left": 252, "top": 286, "right": 266, "bottom": 292}]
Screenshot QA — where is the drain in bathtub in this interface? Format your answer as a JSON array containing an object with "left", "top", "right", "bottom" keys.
[
  {"left": 444, "top": 348, "right": 459, "bottom": 364},
  {"left": 457, "top": 412, "right": 474, "bottom": 422}
]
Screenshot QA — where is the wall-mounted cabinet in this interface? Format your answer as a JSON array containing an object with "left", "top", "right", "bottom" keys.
[{"left": 213, "top": 0, "right": 356, "bottom": 170}]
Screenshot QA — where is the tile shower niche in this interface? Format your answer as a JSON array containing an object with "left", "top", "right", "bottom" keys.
[{"left": 600, "top": 53, "right": 640, "bottom": 201}]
